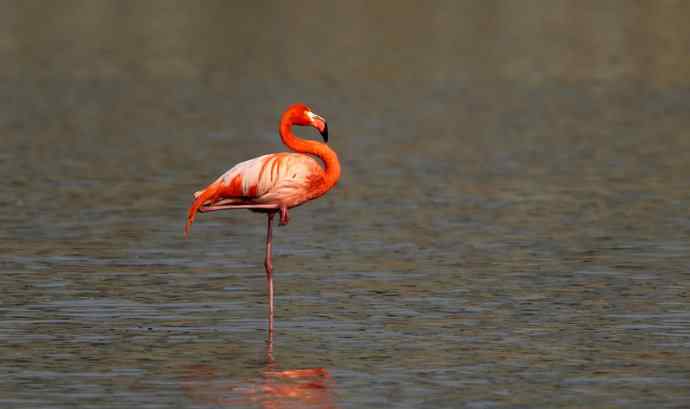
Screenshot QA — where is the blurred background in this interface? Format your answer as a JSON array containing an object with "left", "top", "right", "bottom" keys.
[{"left": 1, "top": 1, "right": 689, "bottom": 408}]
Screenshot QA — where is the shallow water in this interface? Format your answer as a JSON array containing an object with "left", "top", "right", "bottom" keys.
[{"left": 1, "top": 2, "right": 690, "bottom": 408}]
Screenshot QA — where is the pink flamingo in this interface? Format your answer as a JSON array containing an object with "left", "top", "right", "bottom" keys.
[{"left": 185, "top": 103, "right": 341, "bottom": 333}]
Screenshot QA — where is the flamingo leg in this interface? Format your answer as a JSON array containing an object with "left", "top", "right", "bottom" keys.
[
  {"left": 265, "top": 326, "right": 275, "bottom": 366},
  {"left": 264, "top": 211, "right": 276, "bottom": 334},
  {"left": 279, "top": 206, "right": 289, "bottom": 226}
]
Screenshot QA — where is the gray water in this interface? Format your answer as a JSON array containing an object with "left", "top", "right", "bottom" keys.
[{"left": 1, "top": 2, "right": 690, "bottom": 408}]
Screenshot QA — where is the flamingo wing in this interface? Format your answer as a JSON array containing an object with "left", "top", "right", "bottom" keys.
[{"left": 185, "top": 153, "right": 323, "bottom": 236}]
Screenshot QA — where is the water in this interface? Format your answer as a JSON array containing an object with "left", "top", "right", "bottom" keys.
[{"left": 1, "top": 1, "right": 690, "bottom": 408}]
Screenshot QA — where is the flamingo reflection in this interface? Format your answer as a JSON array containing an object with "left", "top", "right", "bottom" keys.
[{"left": 182, "top": 334, "right": 337, "bottom": 408}]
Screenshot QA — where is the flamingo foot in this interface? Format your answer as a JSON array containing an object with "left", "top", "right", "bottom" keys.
[{"left": 279, "top": 206, "right": 289, "bottom": 226}]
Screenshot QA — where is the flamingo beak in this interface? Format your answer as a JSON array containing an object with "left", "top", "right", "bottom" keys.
[
  {"left": 307, "top": 112, "right": 328, "bottom": 143},
  {"left": 320, "top": 122, "right": 329, "bottom": 143}
]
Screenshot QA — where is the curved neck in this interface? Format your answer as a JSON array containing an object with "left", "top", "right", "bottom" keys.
[{"left": 279, "top": 118, "right": 341, "bottom": 191}]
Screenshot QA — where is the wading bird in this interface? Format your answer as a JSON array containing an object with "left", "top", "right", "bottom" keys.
[{"left": 185, "top": 103, "right": 341, "bottom": 334}]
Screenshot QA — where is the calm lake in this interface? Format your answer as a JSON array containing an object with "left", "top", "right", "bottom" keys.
[{"left": 1, "top": 1, "right": 689, "bottom": 408}]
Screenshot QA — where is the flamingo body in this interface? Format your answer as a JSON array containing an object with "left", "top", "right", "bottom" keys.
[
  {"left": 190, "top": 152, "right": 326, "bottom": 219},
  {"left": 217, "top": 153, "right": 325, "bottom": 205}
]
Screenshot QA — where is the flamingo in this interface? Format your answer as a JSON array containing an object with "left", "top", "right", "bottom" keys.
[{"left": 185, "top": 103, "right": 341, "bottom": 334}]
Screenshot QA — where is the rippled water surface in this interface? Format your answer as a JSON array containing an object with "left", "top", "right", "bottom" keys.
[{"left": 1, "top": 2, "right": 690, "bottom": 408}]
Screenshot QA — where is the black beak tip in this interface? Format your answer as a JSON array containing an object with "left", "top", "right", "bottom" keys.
[{"left": 321, "top": 123, "right": 329, "bottom": 143}]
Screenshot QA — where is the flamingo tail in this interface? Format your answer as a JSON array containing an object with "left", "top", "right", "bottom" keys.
[{"left": 185, "top": 179, "right": 222, "bottom": 238}]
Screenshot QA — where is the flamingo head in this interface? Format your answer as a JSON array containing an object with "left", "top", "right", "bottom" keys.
[{"left": 286, "top": 103, "right": 329, "bottom": 143}]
